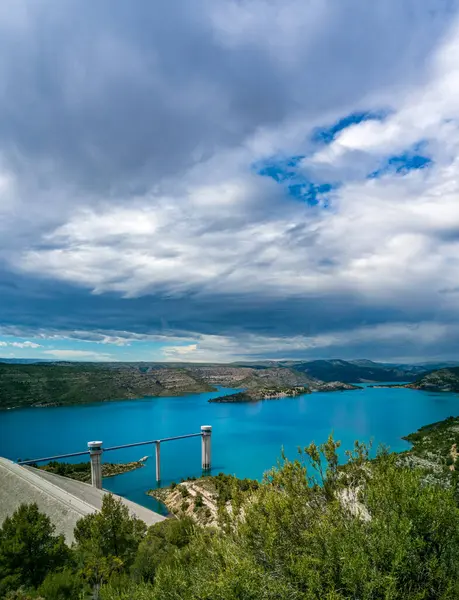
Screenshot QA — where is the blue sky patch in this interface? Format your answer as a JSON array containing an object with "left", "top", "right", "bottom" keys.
[
  {"left": 369, "top": 147, "right": 433, "bottom": 178},
  {"left": 256, "top": 156, "right": 336, "bottom": 205},
  {"left": 312, "top": 110, "right": 388, "bottom": 144}
]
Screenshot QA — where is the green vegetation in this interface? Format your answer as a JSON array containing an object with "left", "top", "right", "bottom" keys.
[
  {"left": 0, "top": 504, "right": 69, "bottom": 596},
  {"left": 0, "top": 363, "right": 212, "bottom": 410},
  {"left": 2, "top": 424, "right": 459, "bottom": 599},
  {"left": 32, "top": 461, "right": 144, "bottom": 483},
  {"left": 398, "top": 416, "right": 459, "bottom": 493}
]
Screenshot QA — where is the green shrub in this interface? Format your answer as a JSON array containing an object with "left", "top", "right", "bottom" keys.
[
  {"left": 193, "top": 494, "right": 204, "bottom": 510},
  {"left": 37, "top": 568, "right": 87, "bottom": 600},
  {"left": 179, "top": 485, "right": 189, "bottom": 498}
]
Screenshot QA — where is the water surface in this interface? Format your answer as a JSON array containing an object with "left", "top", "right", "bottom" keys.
[{"left": 1, "top": 385, "right": 458, "bottom": 510}]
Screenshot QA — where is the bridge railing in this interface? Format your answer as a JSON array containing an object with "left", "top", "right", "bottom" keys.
[{"left": 17, "top": 425, "right": 212, "bottom": 489}]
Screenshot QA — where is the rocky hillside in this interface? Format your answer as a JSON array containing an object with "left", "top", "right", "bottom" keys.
[
  {"left": 0, "top": 361, "right": 362, "bottom": 410},
  {"left": 398, "top": 416, "right": 459, "bottom": 488},
  {"left": 149, "top": 473, "right": 259, "bottom": 527},
  {"left": 406, "top": 367, "right": 459, "bottom": 392},
  {"left": 0, "top": 363, "right": 212, "bottom": 409}
]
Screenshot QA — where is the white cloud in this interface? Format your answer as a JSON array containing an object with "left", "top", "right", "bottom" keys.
[
  {"left": 163, "top": 344, "right": 198, "bottom": 358},
  {"left": 0, "top": 341, "right": 7, "bottom": 347},
  {"left": 10, "top": 340, "right": 42, "bottom": 349},
  {"left": 43, "top": 349, "right": 113, "bottom": 361}
]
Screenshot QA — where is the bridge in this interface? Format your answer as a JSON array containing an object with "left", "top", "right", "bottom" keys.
[{"left": 17, "top": 424, "right": 212, "bottom": 489}]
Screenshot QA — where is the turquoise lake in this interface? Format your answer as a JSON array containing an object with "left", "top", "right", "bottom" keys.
[{"left": 1, "top": 385, "right": 458, "bottom": 512}]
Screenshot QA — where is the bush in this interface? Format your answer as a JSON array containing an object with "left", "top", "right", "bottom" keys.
[
  {"left": 37, "top": 568, "right": 88, "bottom": 600},
  {"left": 179, "top": 485, "right": 189, "bottom": 498},
  {"left": 194, "top": 494, "right": 204, "bottom": 510},
  {"left": 150, "top": 437, "right": 459, "bottom": 599}
]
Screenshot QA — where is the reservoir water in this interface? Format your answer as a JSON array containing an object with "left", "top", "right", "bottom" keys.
[{"left": 1, "top": 385, "right": 458, "bottom": 511}]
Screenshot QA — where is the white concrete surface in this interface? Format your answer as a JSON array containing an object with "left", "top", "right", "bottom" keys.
[{"left": 0, "top": 457, "right": 165, "bottom": 544}]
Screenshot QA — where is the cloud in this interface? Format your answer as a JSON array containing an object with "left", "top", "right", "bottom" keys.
[
  {"left": 43, "top": 349, "right": 113, "bottom": 361},
  {"left": 0, "top": 0, "right": 459, "bottom": 361},
  {"left": 163, "top": 344, "right": 198, "bottom": 358},
  {"left": 10, "top": 341, "right": 41, "bottom": 349}
]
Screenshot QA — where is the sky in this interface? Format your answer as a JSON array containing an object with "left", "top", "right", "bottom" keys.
[{"left": 1, "top": 0, "right": 459, "bottom": 363}]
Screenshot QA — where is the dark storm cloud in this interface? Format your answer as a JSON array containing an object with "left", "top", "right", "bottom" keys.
[
  {"left": 1, "top": 0, "right": 459, "bottom": 360},
  {"left": 0, "top": 0, "right": 454, "bottom": 192}
]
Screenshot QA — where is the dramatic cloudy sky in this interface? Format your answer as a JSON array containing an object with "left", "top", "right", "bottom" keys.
[{"left": 1, "top": 0, "right": 459, "bottom": 362}]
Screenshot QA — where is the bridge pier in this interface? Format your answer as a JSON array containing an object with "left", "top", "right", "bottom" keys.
[
  {"left": 201, "top": 425, "right": 212, "bottom": 472},
  {"left": 88, "top": 441, "right": 103, "bottom": 490},
  {"left": 155, "top": 441, "right": 161, "bottom": 482}
]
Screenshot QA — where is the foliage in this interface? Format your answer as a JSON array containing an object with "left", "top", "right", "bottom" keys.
[
  {"left": 130, "top": 517, "right": 194, "bottom": 584},
  {"left": 193, "top": 494, "right": 204, "bottom": 510},
  {"left": 212, "top": 472, "right": 259, "bottom": 505},
  {"left": 74, "top": 495, "right": 147, "bottom": 576},
  {"left": 3, "top": 426, "right": 459, "bottom": 600},
  {"left": 0, "top": 503, "right": 69, "bottom": 595},
  {"left": 37, "top": 568, "right": 88, "bottom": 600}
]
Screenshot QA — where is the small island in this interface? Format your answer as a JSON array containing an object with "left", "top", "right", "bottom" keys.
[
  {"left": 210, "top": 381, "right": 361, "bottom": 403},
  {"left": 210, "top": 386, "right": 310, "bottom": 403}
]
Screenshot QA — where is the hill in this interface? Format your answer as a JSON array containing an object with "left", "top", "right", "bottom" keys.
[
  {"left": 282, "top": 359, "right": 420, "bottom": 383},
  {"left": 0, "top": 363, "right": 213, "bottom": 409},
  {"left": 0, "top": 363, "right": 354, "bottom": 410},
  {"left": 398, "top": 416, "right": 459, "bottom": 487},
  {"left": 406, "top": 367, "right": 459, "bottom": 392}
]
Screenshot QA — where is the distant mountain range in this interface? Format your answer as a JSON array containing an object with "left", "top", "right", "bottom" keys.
[
  {"left": 234, "top": 359, "right": 447, "bottom": 383},
  {"left": 1, "top": 359, "right": 459, "bottom": 410}
]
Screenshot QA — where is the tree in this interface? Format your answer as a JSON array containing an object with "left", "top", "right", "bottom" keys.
[
  {"left": 74, "top": 494, "right": 146, "bottom": 567},
  {"left": 0, "top": 503, "right": 69, "bottom": 595},
  {"left": 74, "top": 494, "right": 147, "bottom": 595}
]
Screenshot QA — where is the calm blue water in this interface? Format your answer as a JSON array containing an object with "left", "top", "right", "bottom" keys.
[{"left": 1, "top": 385, "right": 458, "bottom": 512}]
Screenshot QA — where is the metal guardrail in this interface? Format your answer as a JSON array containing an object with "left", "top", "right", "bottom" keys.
[{"left": 17, "top": 426, "right": 212, "bottom": 488}]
